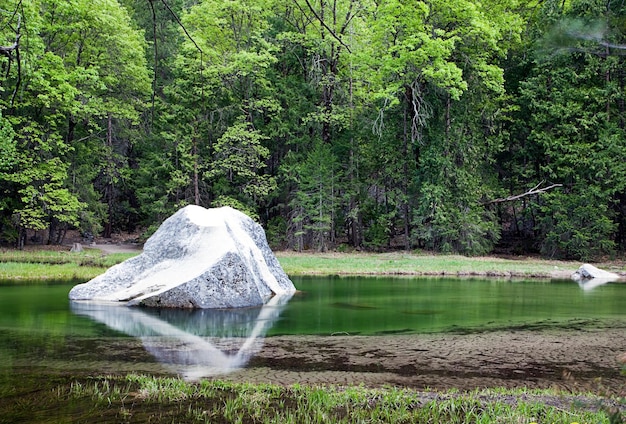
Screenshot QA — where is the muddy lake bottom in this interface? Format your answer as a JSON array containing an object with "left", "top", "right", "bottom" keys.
[
  {"left": 213, "top": 324, "right": 626, "bottom": 395},
  {"left": 7, "top": 321, "right": 624, "bottom": 393}
]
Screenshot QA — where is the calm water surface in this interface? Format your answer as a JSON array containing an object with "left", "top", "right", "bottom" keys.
[{"left": 0, "top": 276, "right": 624, "bottom": 382}]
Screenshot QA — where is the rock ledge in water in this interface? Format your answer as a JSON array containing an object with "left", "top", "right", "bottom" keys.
[{"left": 69, "top": 205, "right": 296, "bottom": 308}]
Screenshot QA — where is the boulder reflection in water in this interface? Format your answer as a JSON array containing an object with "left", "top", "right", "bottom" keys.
[{"left": 70, "top": 294, "right": 293, "bottom": 381}]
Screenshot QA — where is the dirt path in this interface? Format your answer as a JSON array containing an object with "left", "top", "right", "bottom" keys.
[{"left": 89, "top": 242, "right": 143, "bottom": 254}]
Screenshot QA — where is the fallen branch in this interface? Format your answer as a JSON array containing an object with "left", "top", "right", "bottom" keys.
[{"left": 482, "top": 182, "right": 563, "bottom": 205}]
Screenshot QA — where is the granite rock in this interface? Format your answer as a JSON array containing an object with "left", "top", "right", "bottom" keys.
[{"left": 69, "top": 205, "right": 295, "bottom": 308}]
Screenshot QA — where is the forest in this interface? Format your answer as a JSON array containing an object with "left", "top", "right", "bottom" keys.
[{"left": 0, "top": 0, "right": 624, "bottom": 259}]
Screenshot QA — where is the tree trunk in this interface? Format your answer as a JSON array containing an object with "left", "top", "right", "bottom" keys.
[
  {"left": 193, "top": 137, "right": 200, "bottom": 205},
  {"left": 605, "top": 43, "right": 611, "bottom": 121},
  {"left": 56, "top": 225, "right": 67, "bottom": 245},
  {"left": 445, "top": 94, "right": 451, "bottom": 140},
  {"left": 17, "top": 226, "right": 25, "bottom": 250},
  {"left": 47, "top": 219, "right": 56, "bottom": 245},
  {"left": 103, "top": 113, "right": 114, "bottom": 238},
  {"left": 402, "top": 85, "right": 412, "bottom": 250},
  {"left": 619, "top": 68, "right": 625, "bottom": 129}
]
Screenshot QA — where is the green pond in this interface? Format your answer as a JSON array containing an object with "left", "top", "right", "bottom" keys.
[{"left": 0, "top": 276, "right": 624, "bottom": 384}]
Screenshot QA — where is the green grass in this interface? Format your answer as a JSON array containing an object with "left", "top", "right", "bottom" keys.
[
  {"left": 275, "top": 251, "right": 588, "bottom": 278},
  {"left": 4, "top": 374, "right": 619, "bottom": 424},
  {"left": 0, "top": 248, "right": 137, "bottom": 282},
  {"left": 1, "top": 247, "right": 624, "bottom": 282},
  {"left": 0, "top": 247, "right": 135, "bottom": 267},
  {"left": 0, "top": 261, "right": 107, "bottom": 282}
]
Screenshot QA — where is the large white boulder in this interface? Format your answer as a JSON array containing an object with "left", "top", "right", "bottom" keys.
[{"left": 69, "top": 205, "right": 296, "bottom": 308}]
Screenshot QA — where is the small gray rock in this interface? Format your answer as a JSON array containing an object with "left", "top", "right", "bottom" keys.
[{"left": 571, "top": 263, "right": 619, "bottom": 282}]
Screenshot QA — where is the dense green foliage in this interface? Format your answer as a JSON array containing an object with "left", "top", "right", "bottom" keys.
[{"left": 0, "top": 0, "right": 625, "bottom": 259}]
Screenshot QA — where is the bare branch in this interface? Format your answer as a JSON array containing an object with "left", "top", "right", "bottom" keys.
[
  {"left": 300, "top": 0, "right": 352, "bottom": 53},
  {"left": 148, "top": 0, "right": 158, "bottom": 126},
  {"left": 482, "top": 182, "right": 563, "bottom": 205},
  {"left": 0, "top": 3, "right": 21, "bottom": 57},
  {"left": 0, "top": 4, "right": 23, "bottom": 108},
  {"left": 159, "top": 0, "right": 203, "bottom": 56},
  {"left": 0, "top": 36, "right": 19, "bottom": 57},
  {"left": 157, "top": 0, "right": 205, "bottom": 111},
  {"left": 10, "top": 32, "right": 20, "bottom": 107}
]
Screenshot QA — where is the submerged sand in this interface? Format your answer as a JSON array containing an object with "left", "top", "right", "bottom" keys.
[{"left": 216, "top": 323, "right": 626, "bottom": 397}]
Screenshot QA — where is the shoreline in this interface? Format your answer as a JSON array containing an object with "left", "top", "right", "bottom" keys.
[{"left": 4, "top": 244, "right": 626, "bottom": 282}]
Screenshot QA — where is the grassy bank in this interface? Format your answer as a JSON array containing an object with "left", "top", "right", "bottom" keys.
[
  {"left": 1, "top": 247, "right": 615, "bottom": 282},
  {"left": 0, "top": 247, "right": 134, "bottom": 267},
  {"left": 3, "top": 374, "right": 622, "bottom": 423},
  {"left": 275, "top": 251, "right": 592, "bottom": 278},
  {"left": 0, "top": 247, "right": 136, "bottom": 281}
]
